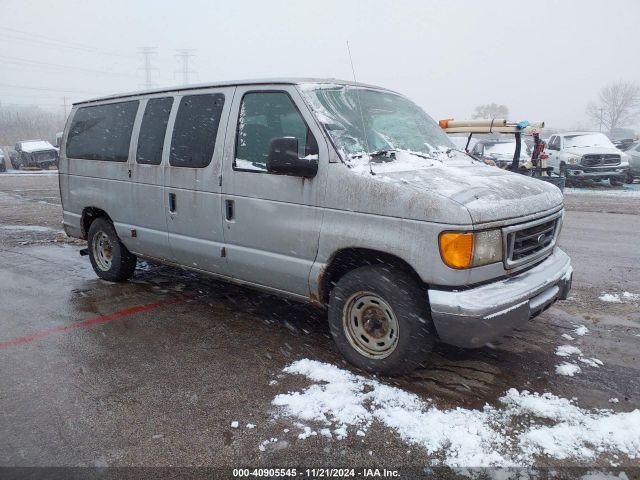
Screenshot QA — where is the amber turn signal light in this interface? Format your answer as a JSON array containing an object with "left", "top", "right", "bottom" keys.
[{"left": 439, "top": 232, "right": 474, "bottom": 269}]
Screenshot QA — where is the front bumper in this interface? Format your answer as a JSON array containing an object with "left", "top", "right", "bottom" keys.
[
  {"left": 565, "top": 164, "right": 627, "bottom": 180},
  {"left": 428, "top": 248, "right": 572, "bottom": 348}
]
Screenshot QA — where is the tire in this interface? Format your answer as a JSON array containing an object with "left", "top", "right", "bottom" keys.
[
  {"left": 560, "top": 164, "right": 579, "bottom": 187},
  {"left": 87, "top": 217, "right": 137, "bottom": 282},
  {"left": 610, "top": 177, "right": 624, "bottom": 187},
  {"left": 559, "top": 163, "right": 568, "bottom": 177},
  {"left": 625, "top": 173, "right": 635, "bottom": 184},
  {"left": 0, "top": 164, "right": 6, "bottom": 173},
  {"left": 328, "top": 265, "right": 434, "bottom": 375}
]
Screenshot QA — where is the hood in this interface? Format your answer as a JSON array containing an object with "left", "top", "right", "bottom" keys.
[
  {"left": 361, "top": 152, "right": 563, "bottom": 225},
  {"left": 20, "top": 141, "right": 56, "bottom": 153},
  {"left": 563, "top": 146, "right": 621, "bottom": 156}
]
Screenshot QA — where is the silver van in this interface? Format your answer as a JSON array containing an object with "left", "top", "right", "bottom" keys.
[{"left": 59, "top": 78, "right": 572, "bottom": 374}]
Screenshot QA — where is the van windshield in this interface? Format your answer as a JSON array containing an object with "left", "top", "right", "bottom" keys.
[{"left": 299, "top": 84, "right": 455, "bottom": 165}]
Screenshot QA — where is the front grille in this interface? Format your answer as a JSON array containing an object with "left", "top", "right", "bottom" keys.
[
  {"left": 580, "top": 154, "right": 620, "bottom": 167},
  {"left": 504, "top": 212, "right": 562, "bottom": 269},
  {"left": 33, "top": 151, "right": 55, "bottom": 161}
]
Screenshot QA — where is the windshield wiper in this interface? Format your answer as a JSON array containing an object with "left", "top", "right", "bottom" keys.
[
  {"left": 369, "top": 149, "right": 397, "bottom": 162},
  {"left": 369, "top": 149, "right": 433, "bottom": 162}
]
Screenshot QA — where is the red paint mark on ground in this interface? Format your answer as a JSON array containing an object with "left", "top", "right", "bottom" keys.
[{"left": 0, "top": 298, "right": 182, "bottom": 349}]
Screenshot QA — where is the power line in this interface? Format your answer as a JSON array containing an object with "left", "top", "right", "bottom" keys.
[
  {"left": 175, "top": 49, "right": 196, "bottom": 85},
  {"left": 0, "top": 55, "right": 140, "bottom": 79},
  {"left": 138, "top": 47, "right": 159, "bottom": 89},
  {"left": 0, "top": 82, "right": 105, "bottom": 95},
  {"left": 0, "top": 27, "right": 138, "bottom": 59}
]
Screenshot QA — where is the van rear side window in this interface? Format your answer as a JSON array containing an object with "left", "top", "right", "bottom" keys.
[
  {"left": 170, "top": 93, "right": 224, "bottom": 168},
  {"left": 66, "top": 101, "right": 139, "bottom": 162},
  {"left": 137, "top": 97, "right": 173, "bottom": 165}
]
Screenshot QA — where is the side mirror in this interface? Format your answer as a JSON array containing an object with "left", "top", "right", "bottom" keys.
[{"left": 266, "top": 137, "right": 318, "bottom": 178}]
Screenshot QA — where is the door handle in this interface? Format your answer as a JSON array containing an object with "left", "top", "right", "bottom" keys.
[
  {"left": 168, "top": 193, "right": 177, "bottom": 213},
  {"left": 225, "top": 199, "right": 234, "bottom": 221}
]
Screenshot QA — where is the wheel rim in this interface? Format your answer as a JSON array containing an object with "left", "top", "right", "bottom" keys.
[
  {"left": 92, "top": 231, "right": 113, "bottom": 271},
  {"left": 342, "top": 291, "right": 399, "bottom": 359}
]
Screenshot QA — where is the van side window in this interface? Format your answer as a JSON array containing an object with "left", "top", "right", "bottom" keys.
[
  {"left": 137, "top": 97, "right": 173, "bottom": 165},
  {"left": 169, "top": 93, "right": 224, "bottom": 168},
  {"left": 66, "top": 101, "right": 139, "bottom": 161},
  {"left": 234, "top": 92, "right": 318, "bottom": 173}
]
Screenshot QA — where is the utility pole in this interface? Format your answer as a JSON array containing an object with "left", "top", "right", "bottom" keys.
[
  {"left": 62, "top": 96, "right": 68, "bottom": 118},
  {"left": 175, "top": 49, "right": 196, "bottom": 85},
  {"left": 598, "top": 107, "right": 604, "bottom": 132},
  {"left": 138, "top": 47, "right": 158, "bottom": 89}
]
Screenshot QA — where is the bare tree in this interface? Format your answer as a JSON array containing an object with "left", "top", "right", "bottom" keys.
[
  {"left": 0, "top": 105, "right": 65, "bottom": 146},
  {"left": 586, "top": 81, "right": 640, "bottom": 133},
  {"left": 471, "top": 103, "right": 509, "bottom": 120}
]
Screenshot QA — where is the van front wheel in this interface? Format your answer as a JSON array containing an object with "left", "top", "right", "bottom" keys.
[
  {"left": 328, "top": 265, "right": 433, "bottom": 375},
  {"left": 87, "top": 218, "right": 137, "bottom": 282}
]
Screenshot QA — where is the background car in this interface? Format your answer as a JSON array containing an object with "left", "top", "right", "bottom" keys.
[
  {"left": 13, "top": 140, "right": 59, "bottom": 170},
  {"left": 469, "top": 138, "right": 531, "bottom": 168},
  {"left": 0, "top": 148, "right": 6, "bottom": 173},
  {"left": 623, "top": 141, "right": 640, "bottom": 183},
  {"left": 613, "top": 138, "right": 636, "bottom": 152}
]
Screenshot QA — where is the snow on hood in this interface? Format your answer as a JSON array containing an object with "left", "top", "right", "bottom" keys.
[
  {"left": 350, "top": 150, "right": 563, "bottom": 224},
  {"left": 20, "top": 140, "right": 56, "bottom": 153},
  {"left": 564, "top": 146, "right": 622, "bottom": 156}
]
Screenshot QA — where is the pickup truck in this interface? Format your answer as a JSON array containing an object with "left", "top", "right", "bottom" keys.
[
  {"left": 13, "top": 140, "right": 59, "bottom": 170},
  {"left": 546, "top": 132, "right": 629, "bottom": 186}
]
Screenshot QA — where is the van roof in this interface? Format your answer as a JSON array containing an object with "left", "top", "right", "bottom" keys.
[{"left": 73, "top": 78, "right": 392, "bottom": 106}]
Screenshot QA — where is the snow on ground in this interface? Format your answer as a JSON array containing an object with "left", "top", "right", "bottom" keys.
[
  {"left": 556, "top": 345, "right": 583, "bottom": 357},
  {"left": 0, "top": 225, "right": 60, "bottom": 233},
  {"left": 599, "top": 292, "right": 640, "bottom": 303},
  {"left": 564, "top": 186, "right": 640, "bottom": 197},
  {"left": 580, "top": 358, "right": 604, "bottom": 368},
  {"left": 1, "top": 169, "right": 58, "bottom": 176},
  {"left": 556, "top": 362, "right": 582, "bottom": 377},
  {"left": 554, "top": 333, "right": 602, "bottom": 377},
  {"left": 272, "top": 359, "right": 640, "bottom": 467},
  {"left": 574, "top": 325, "right": 589, "bottom": 336}
]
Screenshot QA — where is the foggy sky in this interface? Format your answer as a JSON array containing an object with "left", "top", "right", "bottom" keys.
[{"left": 1, "top": 0, "right": 639, "bottom": 130}]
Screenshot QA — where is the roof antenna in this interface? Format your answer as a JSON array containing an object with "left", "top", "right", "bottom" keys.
[{"left": 346, "top": 41, "right": 374, "bottom": 175}]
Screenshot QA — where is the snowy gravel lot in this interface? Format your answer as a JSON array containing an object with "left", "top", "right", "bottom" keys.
[{"left": 0, "top": 173, "right": 639, "bottom": 476}]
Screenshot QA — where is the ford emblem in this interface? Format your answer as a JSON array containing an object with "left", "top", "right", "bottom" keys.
[{"left": 537, "top": 233, "right": 547, "bottom": 244}]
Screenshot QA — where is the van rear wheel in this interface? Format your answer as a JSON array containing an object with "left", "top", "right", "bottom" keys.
[
  {"left": 328, "top": 265, "right": 433, "bottom": 375},
  {"left": 87, "top": 218, "right": 137, "bottom": 282}
]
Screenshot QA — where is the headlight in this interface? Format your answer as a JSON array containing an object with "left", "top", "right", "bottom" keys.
[
  {"left": 439, "top": 229, "right": 503, "bottom": 269},
  {"left": 566, "top": 155, "right": 580, "bottom": 165}
]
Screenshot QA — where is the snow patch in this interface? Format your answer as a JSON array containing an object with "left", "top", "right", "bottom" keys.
[
  {"left": 272, "top": 359, "right": 640, "bottom": 467},
  {"left": 599, "top": 292, "right": 639, "bottom": 304},
  {"left": 574, "top": 325, "right": 589, "bottom": 336},
  {"left": 579, "top": 358, "right": 603, "bottom": 368},
  {"left": 555, "top": 345, "right": 582, "bottom": 357},
  {"left": 555, "top": 362, "right": 582, "bottom": 377},
  {"left": 600, "top": 293, "right": 623, "bottom": 303},
  {"left": 0, "top": 224, "right": 58, "bottom": 233},
  {"left": 622, "top": 292, "right": 640, "bottom": 301}
]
